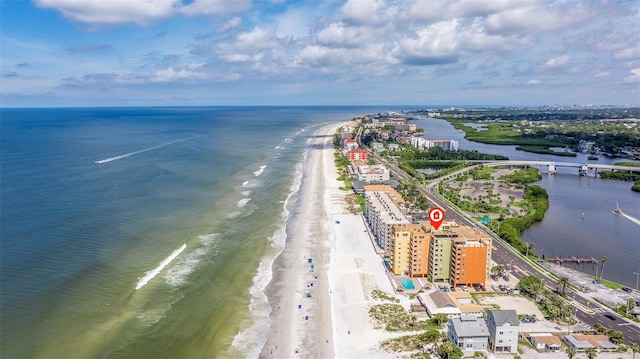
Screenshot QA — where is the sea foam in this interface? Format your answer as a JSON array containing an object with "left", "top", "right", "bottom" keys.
[
  {"left": 136, "top": 243, "right": 187, "bottom": 290},
  {"left": 254, "top": 165, "right": 267, "bottom": 177},
  {"left": 231, "top": 146, "right": 306, "bottom": 357},
  {"left": 165, "top": 234, "right": 219, "bottom": 287}
]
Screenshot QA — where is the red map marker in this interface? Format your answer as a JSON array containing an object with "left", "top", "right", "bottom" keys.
[{"left": 428, "top": 207, "right": 445, "bottom": 230}]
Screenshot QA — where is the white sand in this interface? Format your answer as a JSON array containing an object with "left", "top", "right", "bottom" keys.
[{"left": 260, "top": 123, "right": 403, "bottom": 358}]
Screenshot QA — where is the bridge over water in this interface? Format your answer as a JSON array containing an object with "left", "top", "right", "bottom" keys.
[{"left": 485, "top": 160, "right": 640, "bottom": 177}]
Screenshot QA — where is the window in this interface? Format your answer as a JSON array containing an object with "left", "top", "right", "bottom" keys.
[{"left": 499, "top": 331, "right": 503, "bottom": 335}]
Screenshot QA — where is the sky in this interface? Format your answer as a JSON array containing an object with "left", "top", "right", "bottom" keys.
[{"left": 1, "top": 0, "right": 639, "bottom": 107}]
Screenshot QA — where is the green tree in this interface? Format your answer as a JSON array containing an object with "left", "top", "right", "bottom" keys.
[
  {"left": 430, "top": 313, "right": 448, "bottom": 327},
  {"left": 518, "top": 275, "right": 544, "bottom": 301},
  {"left": 420, "top": 329, "right": 440, "bottom": 353},
  {"left": 586, "top": 347, "right": 598, "bottom": 359},
  {"left": 566, "top": 347, "right": 576, "bottom": 359},
  {"left": 630, "top": 342, "right": 639, "bottom": 359},
  {"left": 558, "top": 277, "right": 570, "bottom": 296},
  {"left": 607, "top": 329, "right": 625, "bottom": 345},
  {"left": 491, "top": 265, "right": 505, "bottom": 275},
  {"left": 438, "top": 341, "right": 463, "bottom": 359}
]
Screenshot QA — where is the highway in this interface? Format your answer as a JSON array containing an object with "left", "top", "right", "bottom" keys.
[{"left": 369, "top": 152, "right": 640, "bottom": 343}]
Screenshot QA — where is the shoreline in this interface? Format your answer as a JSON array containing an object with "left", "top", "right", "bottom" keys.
[
  {"left": 259, "top": 124, "right": 336, "bottom": 358},
  {"left": 259, "top": 123, "right": 402, "bottom": 358}
]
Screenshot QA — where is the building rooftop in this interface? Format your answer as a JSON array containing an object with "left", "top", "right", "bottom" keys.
[
  {"left": 488, "top": 309, "right": 519, "bottom": 326},
  {"left": 449, "top": 315, "right": 489, "bottom": 338}
]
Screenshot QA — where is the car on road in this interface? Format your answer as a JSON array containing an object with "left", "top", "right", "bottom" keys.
[
  {"left": 604, "top": 313, "right": 617, "bottom": 320},
  {"left": 622, "top": 287, "right": 632, "bottom": 293}
]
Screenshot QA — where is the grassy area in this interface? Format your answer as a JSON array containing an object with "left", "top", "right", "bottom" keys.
[
  {"left": 516, "top": 145, "right": 577, "bottom": 157},
  {"left": 615, "top": 162, "right": 640, "bottom": 167},
  {"left": 447, "top": 120, "right": 568, "bottom": 147}
]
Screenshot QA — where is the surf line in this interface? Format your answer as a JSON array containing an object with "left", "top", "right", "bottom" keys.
[
  {"left": 95, "top": 135, "right": 202, "bottom": 164},
  {"left": 135, "top": 243, "right": 187, "bottom": 290}
]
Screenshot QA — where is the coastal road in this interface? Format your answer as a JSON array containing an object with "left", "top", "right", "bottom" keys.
[{"left": 370, "top": 152, "right": 640, "bottom": 343}]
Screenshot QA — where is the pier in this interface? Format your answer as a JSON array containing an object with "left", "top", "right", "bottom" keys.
[{"left": 546, "top": 256, "right": 598, "bottom": 264}]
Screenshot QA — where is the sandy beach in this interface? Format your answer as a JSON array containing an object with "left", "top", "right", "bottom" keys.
[{"left": 260, "top": 123, "right": 401, "bottom": 358}]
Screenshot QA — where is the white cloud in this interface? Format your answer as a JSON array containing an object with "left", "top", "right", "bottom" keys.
[
  {"left": 341, "top": 0, "right": 389, "bottom": 25},
  {"left": 527, "top": 79, "right": 541, "bottom": 85},
  {"left": 218, "top": 17, "right": 242, "bottom": 32},
  {"left": 316, "top": 22, "right": 381, "bottom": 49},
  {"left": 545, "top": 55, "right": 571, "bottom": 68},
  {"left": 274, "top": 7, "right": 311, "bottom": 39},
  {"left": 33, "top": 0, "right": 250, "bottom": 25},
  {"left": 391, "top": 20, "right": 460, "bottom": 65},
  {"left": 180, "top": 0, "right": 250, "bottom": 17},
  {"left": 623, "top": 68, "right": 640, "bottom": 84},
  {"left": 34, "top": 0, "right": 180, "bottom": 25},
  {"left": 594, "top": 71, "right": 609, "bottom": 78}
]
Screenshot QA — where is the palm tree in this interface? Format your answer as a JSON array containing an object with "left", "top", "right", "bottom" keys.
[
  {"left": 566, "top": 347, "right": 576, "bottom": 359},
  {"left": 558, "top": 277, "right": 570, "bottom": 296},
  {"left": 491, "top": 265, "right": 505, "bottom": 275},
  {"left": 586, "top": 347, "right": 598, "bottom": 359},
  {"left": 600, "top": 256, "right": 607, "bottom": 279},
  {"left": 631, "top": 342, "right": 639, "bottom": 359}
]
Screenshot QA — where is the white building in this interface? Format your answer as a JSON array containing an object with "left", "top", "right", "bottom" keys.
[
  {"left": 356, "top": 165, "right": 390, "bottom": 183},
  {"left": 486, "top": 310, "right": 520, "bottom": 353},
  {"left": 447, "top": 315, "right": 489, "bottom": 352},
  {"left": 364, "top": 185, "right": 409, "bottom": 253}
]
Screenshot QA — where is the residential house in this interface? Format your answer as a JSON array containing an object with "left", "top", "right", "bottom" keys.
[
  {"left": 563, "top": 334, "right": 619, "bottom": 352},
  {"left": 447, "top": 315, "right": 489, "bottom": 352},
  {"left": 486, "top": 310, "right": 520, "bottom": 353},
  {"left": 529, "top": 334, "right": 561, "bottom": 352}
]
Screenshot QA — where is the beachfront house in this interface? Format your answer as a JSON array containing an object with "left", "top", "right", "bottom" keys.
[
  {"left": 447, "top": 314, "right": 489, "bottom": 352},
  {"left": 486, "top": 309, "right": 519, "bottom": 353}
]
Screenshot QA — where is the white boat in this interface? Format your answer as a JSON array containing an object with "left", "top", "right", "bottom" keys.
[{"left": 613, "top": 202, "right": 622, "bottom": 215}]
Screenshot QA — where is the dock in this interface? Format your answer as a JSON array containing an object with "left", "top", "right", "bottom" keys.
[{"left": 546, "top": 256, "right": 598, "bottom": 264}]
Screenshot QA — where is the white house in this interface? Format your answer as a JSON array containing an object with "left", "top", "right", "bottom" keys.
[
  {"left": 486, "top": 309, "right": 520, "bottom": 353},
  {"left": 447, "top": 314, "right": 489, "bottom": 352}
]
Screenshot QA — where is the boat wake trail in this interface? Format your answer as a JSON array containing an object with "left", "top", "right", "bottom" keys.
[
  {"left": 619, "top": 211, "right": 640, "bottom": 226},
  {"left": 135, "top": 243, "right": 187, "bottom": 290},
  {"left": 95, "top": 135, "right": 202, "bottom": 164}
]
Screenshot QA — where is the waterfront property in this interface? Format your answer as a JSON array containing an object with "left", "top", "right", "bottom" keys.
[
  {"left": 447, "top": 314, "right": 490, "bottom": 352},
  {"left": 486, "top": 309, "right": 519, "bottom": 353},
  {"left": 419, "top": 290, "right": 484, "bottom": 319}
]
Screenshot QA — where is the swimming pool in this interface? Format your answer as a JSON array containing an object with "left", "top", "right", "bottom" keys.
[{"left": 399, "top": 278, "right": 415, "bottom": 290}]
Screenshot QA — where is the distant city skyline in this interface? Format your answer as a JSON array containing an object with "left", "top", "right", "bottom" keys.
[{"left": 1, "top": 0, "right": 639, "bottom": 107}]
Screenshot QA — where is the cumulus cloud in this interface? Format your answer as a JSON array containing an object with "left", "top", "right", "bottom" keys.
[
  {"left": 180, "top": 0, "right": 250, "bottom": 17},
  {"left": 316, "top": 22, "right": 382, "bottom": 49},
  {"left": 34, "top": 0, "right": 250, "bottom": 25},
  {"left": 544, "top": 55, "right": 571, "bottom": 68},
  {"left": 391, "top": 20, "right": 460, "bottom": 65},
  {"left": 623, "top": 68, "right": 640, "bottom": 83},
  {"left": 34, "top": 0, "right": 180, "bottom": 25},
  {"left": 341, "top": 0, "right": 389, "bottom": 26},
  {"left": 527, "top": 79, "right": 541, "bottom": 85}
]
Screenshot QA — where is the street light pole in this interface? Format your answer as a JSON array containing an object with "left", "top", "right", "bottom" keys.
[
  {"left": 525, "top": 242, "right": 529, "bottom": 258},
  {"left": 634, "top": 272, "right": 639, "bottom": 290}
]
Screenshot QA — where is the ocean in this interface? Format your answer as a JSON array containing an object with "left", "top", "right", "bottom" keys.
[{"left": 0, "top": 106, "right": 391, "bottom": 359}]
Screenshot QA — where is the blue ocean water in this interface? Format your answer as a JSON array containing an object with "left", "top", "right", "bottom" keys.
[{"left": 0, "top": 106, "right": 393, "bottom": 359}]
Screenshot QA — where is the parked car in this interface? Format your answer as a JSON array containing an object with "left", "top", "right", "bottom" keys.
[
  {"left": 460, "top": 285, "right": 468, "bottom": 292},
  {"left": 622, "top": 287, "right": 632, "bottom": 293},
  {"left": 605, "top": 313, "right": 617, "bottom": 320}
]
